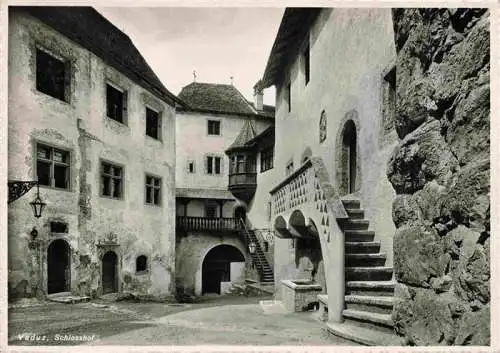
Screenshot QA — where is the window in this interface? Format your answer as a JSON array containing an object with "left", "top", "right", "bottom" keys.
[
  {"left": 382, "top": 66, "right": 396, "bottom": 136},
  {"left": 136, "top": 255, "right": 148, "bottom": 272},
  {"left": 106, "top": 83, "right": 126, "bottom": 124},
  {"left": 145, "top": 107, "right": 161, "bottom": 140},
  {"left": 101, "top": 161, "right": 123, "bottom": 199},
  {"left": 207, "top": 120, "right": 221, "bottom": 135},
  {"left": 36, "top": 143, "right": 70, "bottom": 189},
  {"left": 286, "top": 82, "right": 291, "bottom": 113},
  {"left": 36, "top": 48, "right": 68, "bottom": 102},
  {"left": 50, "top": 221, "right": 68, "bottom": 233},
  {"left": 187, "top": 160, "right": 195, "bottom": 174},
  {"left": 145, "top": 175, "right": 161, "bottom": 205},
  {"left": 263, "top": 241, "right": 269, "bottom": 252},
  {"left": 286, "top": 159, "right": 294, "bottom": 176},
  {"left": 304, "top": 43, "right": 310, "bottom": 85},
  {"left": 205, "top": 200, "right": 218, "bottom": 218},
  {"left": 260, "top": 147, "right": 274, "bottom": 172},
  {"left": 206, "top": 155, "right": 222, "bottom": 175}
]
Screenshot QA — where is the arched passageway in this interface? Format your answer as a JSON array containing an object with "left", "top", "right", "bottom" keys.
[
  {"left": 102, "top": 251, "right": 118, "bottom": 294},
  {"left": 47, "top": 239, "right": 71, "bottom": 294},
  {"left": 202, "top": 245, "right": 245, "bottom": 295}
]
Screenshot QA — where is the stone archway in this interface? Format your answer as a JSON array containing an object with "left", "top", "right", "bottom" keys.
[
  {"left": 338, "top": 118, "right": 359, "bottom": 195},
  {"left": 201, "top": 244, "right": 245, "bottom": 295},
  {"left": 102, "top": 251, "right": 118, "bottom": 294},
  {"left": 47, "top": 239, "right": 71, "bottom": 294}
]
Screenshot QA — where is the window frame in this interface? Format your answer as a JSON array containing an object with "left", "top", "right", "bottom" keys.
[
  {"left": 100, "top": 160, "right": 125, "bottom": 200},
  {"left": 145, "top": 106, "right": 162, "bottom": 141},
  {"left": 260, "top": 147, "right": 274, "bottom": 173},
  {"left": 145, "top": 173, "right": 162, "bottom": 206},
  {"left": 205, "top": 154, "right": 223, "bottom": 175},
  {"left": 35, "top": 141, "right": 71, "bottom": 191},
  {"left": 105, "top": 81, "right": 128, "bottom": 125},
  {"left": 204, "top": 200, "right": 219, "bottom": 218},
  {"left": 135, "top": 255, "right": 149, "bottom": 273},
  {"left": 187, "top": 159, "right": 196, "bottom": 174},
  {"left": 207, "top": 119, "right": 222, "bottom": 136},
  {"left": 35, "top": 46, "right": 71, "bottom": 103}
]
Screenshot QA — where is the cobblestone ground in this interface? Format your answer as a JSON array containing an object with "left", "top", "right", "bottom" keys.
[{"left": 8, "top": 295, "right": 357, "bottom": 346}]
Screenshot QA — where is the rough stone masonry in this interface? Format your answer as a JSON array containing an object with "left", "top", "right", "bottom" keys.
[{"left": 389, "top": 8, "right": 490, "bottom": 345}]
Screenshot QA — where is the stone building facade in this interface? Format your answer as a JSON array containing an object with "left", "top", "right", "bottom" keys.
[
  {"left": 258, "top": 7, "right": 490, "bottom": 346},
  {"left": 174, "top": 82, "right": 275, "bottom": 297},
  {"left": 8, "top": 7, "right": 180, "bottom": 300}
]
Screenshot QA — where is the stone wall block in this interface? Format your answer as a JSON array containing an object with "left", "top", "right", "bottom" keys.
[
  {"left": 394, "top": 225, "right": 448, "bottom": 287},
  {"left": 454, "top": 304, "right": 490, "bottom": 345},
  {"left": 455, "top": 242, "right": 489, "bottom": 304}
]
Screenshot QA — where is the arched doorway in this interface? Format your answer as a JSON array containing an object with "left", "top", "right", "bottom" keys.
[
  {"left": 47, "top": 239, "right": 71, "bottom": 294},
  {"left": 340, "top": 120, "right": 357, "bottom": 195},
  {"left": 202, "top": 245, "right": 245, "bottom": 295},
  {"left": 102, "top": 251, "right": 118, "bottom": 294}
]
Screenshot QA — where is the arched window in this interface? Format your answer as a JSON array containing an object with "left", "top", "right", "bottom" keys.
[
  {"left": 340, "top": 120, "right": 358, "bottom": 195},
  {"left": 136, "top": 255, "right": 148, "bottom": 273}
]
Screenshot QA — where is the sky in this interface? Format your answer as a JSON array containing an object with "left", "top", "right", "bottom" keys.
[{"left": 96, "top": 7, "right": 284, "bottom": 106}]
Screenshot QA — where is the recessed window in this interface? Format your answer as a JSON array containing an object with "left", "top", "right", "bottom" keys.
[
  {"left": 382, "top": 66, "right": 396, "bottom": 136},
  {"left": 286, "top": 83, "right": 291, "bottom": 113},
  {"left": 101, "top": 161, "right": 123, "bottom": 199},
  {"left": 50, "top": 221, "right": 68, "bottom": 233},
  {"left": 145, "top": 175, "right": 161, "bottom": 205},
  {"left": 106, "top": 83, "right": 126, "bottom": 124},
  {"left": 206, "top": 155, "right": 222, "bottom": 175},
  {"left": 208, "top": 120, "right": 221, "bottom": 135},
  {"left": 146, "top": 107, "right": 161, "bottom": 140},
  {"left": 205, "top": 200, "right": 218, "bottom": 218},
  {"left": 304, "top": 43, "right": 310, "bottom": 85},
  {"left": 36, "top": 143, "right": 70, "bottom": 190},
  {"left": 260, "top": 147, "right": 274, "bottom": 172},
  {"left": 187, "top": 160, "right": 195, "bottom": 174},
  {"left": 36, "top": 48, "right": 69, "bottom": 102},
  {"left": 136, "top": 255, "right": 148, "bottom": 272},
  {"left": 286, "top": 159, "right": 294, "bottom": 176}
]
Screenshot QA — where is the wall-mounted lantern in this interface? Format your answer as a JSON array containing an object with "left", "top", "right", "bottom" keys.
[
  {"left": 248, "top": 241, "right": 257, "bottom": 255},
  {"left": 29, "top": 182, "right": 46, "bottom": 218}
]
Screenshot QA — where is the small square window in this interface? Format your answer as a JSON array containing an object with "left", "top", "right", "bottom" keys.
[
  {"left": 146, "top": 107, "right": 161, "bottom": 140},
  {"left": 208, "top": 120, "right": 221, "bottom": 135},
  {"left": 36, "top": 48, "right": 68, "bottom": 102},
  {"left": 145, "top": 174, "right": 161, "bottom": 205},
  {"left": 106, "top": 84, "right": 126, "bottom": 123},
  {"left": 101, "top": 161, "right": 123, "bottom": 199}
]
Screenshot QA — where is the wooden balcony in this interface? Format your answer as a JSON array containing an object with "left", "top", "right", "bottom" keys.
[
  {"left": 228, "top": 172, "right": 257, "bottom": 202},
  {"left": 176, "top": 216, "right": 243, "bottom": 232}
]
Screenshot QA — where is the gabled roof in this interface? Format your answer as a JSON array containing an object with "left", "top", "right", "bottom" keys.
[
  {"left": 14, "top": 6, "right": 184, "bottom": 107},
  {"left": 262, "top": 8, "right": 321, "bottom": 88},
  {"left": 178, "top": 82, "right": 256, "bottom": 115},
  {"left": 226, "top": 120, "right": 257, "bottom": 152}
]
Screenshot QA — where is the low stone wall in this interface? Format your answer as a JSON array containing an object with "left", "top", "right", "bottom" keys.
[
  {"left": 281, "top": 279, "right": 322, "bottom": 312},
  {"left": 390, "top": 8, "right": 490, "bottom": 345}
]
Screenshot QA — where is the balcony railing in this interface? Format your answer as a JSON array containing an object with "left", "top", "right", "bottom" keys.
[
  {"left": 228, "top": 172, "right": 257, "bottom": 187},
  {"left": 176, "top": 216, "right": 242, "bottom": 232}
]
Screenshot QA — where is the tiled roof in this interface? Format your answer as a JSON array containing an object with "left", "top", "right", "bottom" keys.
[
  {"left": 226, "top": 120, "right": 257, "bottom": 152},
  {"left": 15, "top": 6, "right": 183, "bottom": 106},
  {"left": 179, "top": 82, "right": 260, "bottom": 116}
]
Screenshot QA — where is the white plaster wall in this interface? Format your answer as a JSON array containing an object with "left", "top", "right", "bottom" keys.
[
  {"left": 230, "top": 262, "right": 246, "bottom": 283},
  {"left": 8, "top": 11, "right": 176, "bottom": 298}
]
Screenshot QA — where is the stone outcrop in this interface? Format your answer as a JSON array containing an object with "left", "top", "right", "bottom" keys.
[{"left": 389, "top": 8, "right": 490, "bottom": 346}]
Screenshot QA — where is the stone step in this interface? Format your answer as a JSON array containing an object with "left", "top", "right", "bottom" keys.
[
  {"left": 326, "top": 322, "right": 404, "bottom": 346},
  {"left": 346, "top": 281, "right": 395, "bottom": 297},
  {"left": 344, "top": 230, "right": 375, "bottom": 242},
  {"left": 339, "top": 219, "right": 370, "bottom": 230},
  {"left": 345, "top": 208, "right": 364, "bottom": 219},
  {"left": 345, "top": 295, "right": 394, "bottom": 315},
  {"left": 345, "top": 267, "right": 393, "bottom": 281},
  {"left": 345, "top": 241, "right": 381, "bottom": 254},
  {"left": 342, "top": 199, "right": 360, "bottom": 209},
  {"left": 342, "top": 309, "right": 394, "bottom": 334},
  {"left": 345, "top": 253, "right": 387, "bottom": 267},
  {"left": 47, "top": 294, "right": 90, "bottom": 304}
]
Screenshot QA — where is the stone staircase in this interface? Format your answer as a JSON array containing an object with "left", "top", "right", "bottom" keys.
[
  {"left": 327, "top": 199, "right": 404, "bottom": 346},
  {"left": 244, "top": 229, "right": 274, "bottom": 284}
]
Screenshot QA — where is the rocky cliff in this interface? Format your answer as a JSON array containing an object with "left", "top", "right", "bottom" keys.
[{"left": 389, "top": 8, "right": 490, "bottom": 345}]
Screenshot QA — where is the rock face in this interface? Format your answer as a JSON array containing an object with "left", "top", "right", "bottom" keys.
[{"left": 389, "top": 8, "right": 490, "bottom": 346}]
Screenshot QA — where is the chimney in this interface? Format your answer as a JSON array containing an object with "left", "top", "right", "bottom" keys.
[{"left": 253, "top": 80, "right": 264, "bottom": 111}]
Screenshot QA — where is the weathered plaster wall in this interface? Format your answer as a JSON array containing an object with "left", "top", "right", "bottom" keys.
[
  {"left": 175, "top": 232, "right": 247, "bottom": 296},
  {"left": 175, "top": 110, "right": 271, "bottom": 191},
  {"left": 272, "top": 8, "right": 397, "bottom": 298},
  {"left": 8, "top": 11, "right": 176, "bottom": 299},
  {"left": 176, "top": 199, "right": 237, "bottom": 218},
  {"left": 389, "top": 8, "right": 490, "bottom": 345}
]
